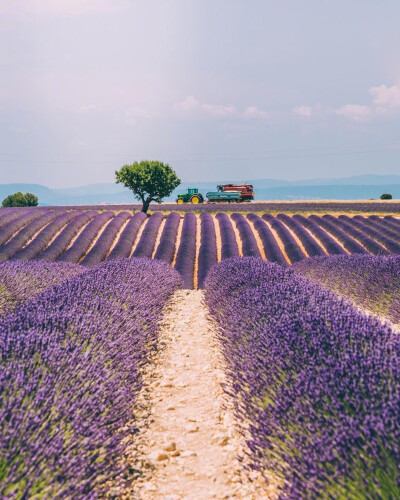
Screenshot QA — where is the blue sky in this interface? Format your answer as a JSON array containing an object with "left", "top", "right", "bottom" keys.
[{"left": 1, "top": 0, "right": 400, "bottom": 187}]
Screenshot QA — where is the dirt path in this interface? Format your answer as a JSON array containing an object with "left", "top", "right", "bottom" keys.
[{"left": 132, "top": 290, "right": 277, "bottom": 499}]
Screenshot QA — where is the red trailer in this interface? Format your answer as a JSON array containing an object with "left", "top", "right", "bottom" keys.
[{"left": 217, "top": 184, "right": 254, "bottom": 201}]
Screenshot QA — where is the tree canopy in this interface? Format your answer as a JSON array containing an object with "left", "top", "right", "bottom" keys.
[
  {"left": 115, "top": 160, "right": 181, "bottom": 213},
  {"left": 2, "top": 192, "right": 39, "bottom": 207},
  {"left": 380, "top": 193, "right": 393, "bottom": 200}
]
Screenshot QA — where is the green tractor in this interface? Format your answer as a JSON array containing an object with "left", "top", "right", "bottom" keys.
[{"left": 176, "top": 187, "right": 204, "bottom": 204}]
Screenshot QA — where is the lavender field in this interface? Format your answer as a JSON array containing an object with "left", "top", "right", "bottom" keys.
[
  {"left": 1, "top": 207, "right": 400, "bottom": 289},
  {"left": 1, "top": 206, "right": 400, "bottom": 498}
]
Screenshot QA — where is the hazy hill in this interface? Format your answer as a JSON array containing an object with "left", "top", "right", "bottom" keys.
[{"left": 0, "top": 175, "right": 399, "bottom": 205}]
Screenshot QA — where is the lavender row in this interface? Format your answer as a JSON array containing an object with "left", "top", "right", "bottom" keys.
[
  {"left": 263, "top": 213, "right": 305, "bottom": 263},
  {"left": 108, "top": 212, "right": 147, "bottom": 260},
  {"left": 310, "top": 215, "right": 366, "bottom": 254},
  {"left": 38, "top": 211, "right": 98, "bottom": 261},
  {"left": 0, "top": 208, "right": 48, "bottom": 247},
  {"left": 339, "top": 215, "right": 400, "bottom": 254},
  {"left": 0, "top": 208, "right": 31, "bottom": 229},
  {"left": 247, "top": 214, "right": 288, "bottom": 266},
  {"left": 132, "top": 212, "right": 164, "bottom": 259},
  {"left": 293, "top": 214, "right": 345, "bottom": 255},
  {"left": 0, "top": 260, "right": 83, "bottom": 317},
  {"left": 174, "top": 213, "right": 197, "bottom": 289},
  {"left": 231, "top": 213, "right": 260, "bottom": 257},
  {"left": 215, "top": 213, "right": 239, "bottom": 259},
  {"left": 197, "top": 213, "right": 218, "bottom": 289},
  {"left": 368, "top": 215, "right": 400, "bottom": 240},
  {"left": 154, "top": 212, "right": 181, "bottom": 263},
  {"left": 294, "top": 254, "right": 400, "bottom": 324},
  {"left": 12, "top": 211, "right": 80, "bottom": 261},
  {"left": 59, "top": 211, "right": 115, "bottom": 263},
  {"left": 385, "top": 215, "right": 400, "bottom": 228},
  {"left": 205, "top": 258, "right": 400, "bottom": 498},
  {"left": 323, "top": 214, "right": 389, "bottom": 255},
  {"left": 277, "top": 213, "right": 325, "bottom": 257},
  {"left": 0, "top": 211, "right": 60, "bottom": 262},
  {"left": 81, "top": 211, "right": 131, "bottom": 266},
  {"left": 0, "top": 258, "right": 182, "bottom": 498}
]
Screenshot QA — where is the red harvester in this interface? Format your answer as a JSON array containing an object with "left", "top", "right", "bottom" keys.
[{"left": 216, "top": 184, "right": 254, "bottom": 201}]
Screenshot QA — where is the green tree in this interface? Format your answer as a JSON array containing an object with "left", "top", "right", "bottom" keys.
[
  {"left": 24, "top": 192, "right": 39, "bottom": 206},
  {"left": 115, "top": 160, "right": 181, "bottom": 213},
  {"left": 2, "top": 192, "right": 39, "bottom": 207},
  {"left": 380, "top": 193, "right": 393, "bottom": 200}
]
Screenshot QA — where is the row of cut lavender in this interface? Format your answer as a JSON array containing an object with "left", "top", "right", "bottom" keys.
[
  {"left": 204, "top": 257, "right": 400, "bottom": 498},
  {"left": 32, "top": 201, "right": 400, "bottom": 212},
  {"left": 0, "top": 258, "right": 181, "bottom": 498}
]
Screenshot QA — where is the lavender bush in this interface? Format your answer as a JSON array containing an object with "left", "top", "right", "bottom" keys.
[
  {"left": 0, "top": 208, "right": 47, "bottom": 247},
  {"left": 367, "top": 216, "right": 400, "bottom": 240},
  {"left": 107, "top": 212, "right": 147, "bottom": 260},
  {"left": 154, "top": 212, "right": 181, "bottom": 263},
  {"left": 12, "top": 211, "right": 80, "bottom": 261},
  {"left": 293, "top": 214, "right": 345, "bottom": 255},
  {"left": 310, "top": 215, "right": 367, "bottom": 254},
  {"left": 247, "top": 214, "right": 288, "bottom": 266},
  {"left": 231, "top": 213, "right": 260, "bottom": 257},
  {"left": 0, "top": 208, "right": 31, "bottom": 229},
  {"left": 277, "top": 213, "right": 325, "bottom": 257},
  {"left": 132, "top": 212, "right": 164, "bottom": 258},
  {"left": 0, "top": 260, "right": 83, "bottom": 316},
  {"left": 38, "top": 211, "right": 98, "bottom": 261},
  {"left": 205, "top": 257, "right": 400, "bottom": 498},
  {"left": 197, "top": 213, "right": 217, "bottom": 289},
  {"left": 0, "top": 211, "right": 61, "bottom": 262},
  {"left": 293, "top": 254, "right": 400, "bottom": 324},
  {"left": 322, "top": 214, "right": 389, "bottom": 255},
  {"left": 59, "top": 211, "right": 115, "bottom": 263},
  {"left": 263, "top": 214, "right": 305, "bottom": 263},
  {"left": 0, "top": 258, "right": 181, "bottom": 498},
  {"left": 339, "top": 215, "right": 400, "bottom": 254},
  {"left": 81, "top": 211, "right": 131, "bottom": 266},
  {"left": 174, "top": 213, "right": 197, "bottom": 289},
  {"left": 216, "top": 213, "right": 239, "bottom": 259},
  {"left": 384, "top": 215, "right": 400, "bottom": 229}
]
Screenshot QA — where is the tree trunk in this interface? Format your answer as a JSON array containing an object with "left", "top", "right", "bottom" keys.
[{"left": 141, "top": 197, "right": 152, "bottom": 214}]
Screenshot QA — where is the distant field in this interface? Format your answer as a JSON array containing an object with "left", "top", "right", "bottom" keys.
[
  {"left": 1, "top": 206, "right": 399, "bottom": 288},
  {"left": 41, "top": 200, "right": 400, "bottom": 215}
]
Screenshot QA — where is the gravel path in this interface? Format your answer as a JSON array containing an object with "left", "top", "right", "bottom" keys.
[{"left": 132, "top": 289, "right": 278, "bottom": 499}]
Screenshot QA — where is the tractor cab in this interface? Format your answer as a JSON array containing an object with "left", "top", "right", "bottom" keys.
[{"left": 176, "top": 187, "right": 204, "bottom": 204}]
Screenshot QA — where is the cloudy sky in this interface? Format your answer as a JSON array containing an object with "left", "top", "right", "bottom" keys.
[{"left": 1, "top": 0, "right": 400, "bottom": 187}]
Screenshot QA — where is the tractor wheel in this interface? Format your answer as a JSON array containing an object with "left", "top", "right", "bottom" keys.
[
  {"left": 191, "top": 195, "right": 200, "bottom": 204},
  {"left": 177, "top": 199, "right": 184, "bottom": 204}
]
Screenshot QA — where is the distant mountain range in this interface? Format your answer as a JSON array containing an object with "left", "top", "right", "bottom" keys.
[{"left": 1, "top": 175, "right": 399, "bottom": 205}]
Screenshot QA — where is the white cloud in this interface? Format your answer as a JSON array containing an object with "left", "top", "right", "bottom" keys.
[
  {"left": 243, "top": 106, "right": 268, "bottom": 118},
  {"left": 176, "top": 97, "right": 269, "bottom": 119},
  {"left": 177, "top": 96, "right": 236, "bottom": 117},
  {"left": 335, "top": 104, "right": 371, "bottom": 121},
  {"left": 369, "top": 84, "right": 400, "bottom": 111},
  {"left": 292, "top": 105, "right": 313, "bottom": 117}
]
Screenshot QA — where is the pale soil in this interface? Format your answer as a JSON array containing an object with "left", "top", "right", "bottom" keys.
[{"left": 114, "top": 290, "right": 279, "bottom": 499}]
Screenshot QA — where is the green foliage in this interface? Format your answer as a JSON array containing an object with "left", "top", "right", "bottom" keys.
[
  {"left": 380, "top": 193, "right": 393, "bottom": 200},
  {"left": 115, "top": 160, "right": 181, "bottom": 213},
  {"left": 2, "top": 192, "right": 39, "bottom": 207}
]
